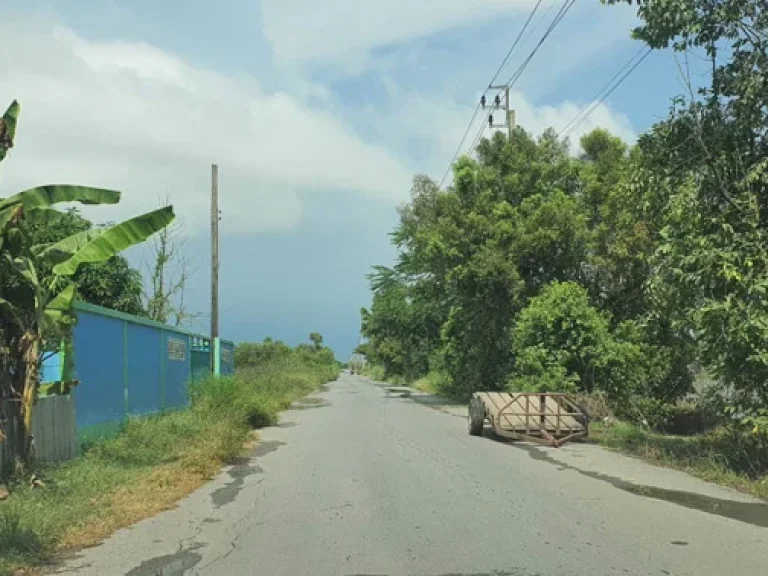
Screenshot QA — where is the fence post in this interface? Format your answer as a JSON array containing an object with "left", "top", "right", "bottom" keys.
[
  {"left": 160, "top": 328, "right": 166, "bottom": 409},
  {"left": 213, "top": 337, "right": 221, "bottom": 377},
  {"left": 123, "top": 319, "right": 129, "bottom": 417}
]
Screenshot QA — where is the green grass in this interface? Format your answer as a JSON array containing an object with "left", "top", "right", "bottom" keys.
[
  {"left": 592, "top": 420, "right": 768, "bottom": 500},
  {"left": 0, "top": 358, "right": 338, "bottom": 575},
  {"left": 412, "top": 371, "right": 451, "bottom": 395},
  {"left": 361, "top": 364, "right": 386, "bottom": 381},
  {"left": 361, "top": 366, "right": 452, "bottom": 394}
]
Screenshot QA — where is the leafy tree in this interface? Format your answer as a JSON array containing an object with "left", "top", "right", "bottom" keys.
[
  {"left": 369, "top": 130, "right": 593, "bottom": 393},
  {"left": 77, "top": 258, "right": 144, "bottom": 316},
  {"left": 309, "top": 332, "right": 323, "bottom": 350},
  {"left": 608, "top": 0, "right": 768, "bottom": 423},
  {"left": 353, "top": 341, "right": 372, "bottom": 358}
]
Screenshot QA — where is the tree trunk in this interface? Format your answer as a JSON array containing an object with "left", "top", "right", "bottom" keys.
[
  {"left": 0, "top": 398, "right": 25, "bottom": 478},
  {"left": 20, "top": 332, "right": 40, "bottom": 461}
]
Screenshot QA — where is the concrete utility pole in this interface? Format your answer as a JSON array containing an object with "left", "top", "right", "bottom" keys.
[
  {"left": 485, "top": 85, "right": 515, "bottom": 139},
  {"left": 210, "top": 164, "right": 220, "bottom": 360}
]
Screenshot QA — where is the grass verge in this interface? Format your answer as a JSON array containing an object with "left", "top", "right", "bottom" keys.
[
  {"left": 591, "top": 420, "right": 768, "bottom": 500},
  {"left": 0, "top": 359, "right": 338, "bottom": 576}
]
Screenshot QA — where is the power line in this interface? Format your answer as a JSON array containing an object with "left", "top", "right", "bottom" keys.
[
  {"left": 487, "top": 0, "right": 544, "bottom": 88},
  {"left": 468, "top": 1, "right": 567, "bottom": 155},
  {"left": 499, "top": 0, "right": 575, "bottom": 96},
  {"left": 438, "top": 0, "right": 549, "bottom": 188},
  {"left": 438, "top": 103, "right": 482, "bottom": 188},
  {"left": 467, "top": 0, "right": 576, "bottom": 158},
  {"left": 559, "top": 46, "right": 652, "bottom": 141},
  {"left": 473, "top": 0, "right": 576, "bottom": 152}
]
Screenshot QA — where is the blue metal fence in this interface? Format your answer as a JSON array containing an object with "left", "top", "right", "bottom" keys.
[
  {"left": 220, "top": 339, "right": 235, "bottom": 375},
  {"left": 42, "top": 301, "right": 235, "bottom": 440}
]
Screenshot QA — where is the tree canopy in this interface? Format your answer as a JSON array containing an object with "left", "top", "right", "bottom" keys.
[{"left": 362, "top": 0, "right": 767, "bottom": 430}]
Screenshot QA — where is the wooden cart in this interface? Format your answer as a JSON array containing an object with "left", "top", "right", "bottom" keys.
[{"left": 468, "top": 392, "right": 588, "bottom": 447}]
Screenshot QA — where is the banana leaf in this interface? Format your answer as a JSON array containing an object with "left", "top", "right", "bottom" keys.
[
  {"left": 45, "top": 283, "right": 77, "bottom": 321},
  {"left": 0, "top": 185, "right": 121, "bottom": 211},
  {"left": 8, "top": 255, "right": 39, "bottom": 287},
  {"left": 53, "top": 206, "right": 174, "bottom": 276},
  {"left": 0, "top": 204, "right": 22, "bottom": 234},
  {"left": 0, "top": 99, "right": 20, "bottom": 163},
  {"left": 37, "top": 229, "right": 103, "bottom": 265}
]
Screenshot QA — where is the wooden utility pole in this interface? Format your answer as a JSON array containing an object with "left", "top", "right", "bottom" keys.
[
  {"left": 486, "top": 85, "right": 515, "bottom": 139},
  {"left": 210, "top": 164, "right": 219, "bottom": 354}
]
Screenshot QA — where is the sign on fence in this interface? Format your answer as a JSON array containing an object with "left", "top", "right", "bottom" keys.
[{"left": 167, "top": 338, "right": 187, "bottom": 361}]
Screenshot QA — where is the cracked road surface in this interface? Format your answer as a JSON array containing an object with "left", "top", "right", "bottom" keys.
[{"left": 53, "top": 374, "right": 768, "bottom": 576}]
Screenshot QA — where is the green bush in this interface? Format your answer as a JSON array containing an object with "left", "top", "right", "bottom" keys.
[
  {"left": 572, "top": 390, "right": 614, "bottom": 422},
  {"left": 234, "top": 339, "right": 294, "bottom": 368},
  {"left": 509, "top": 282, "right": 642, "bottom": 399},
  {"left": 364, "top": 365, "right": 386, "bottom": 381},
  {"left": 235, "top": 335, "right": 340, "bottom": 374}
]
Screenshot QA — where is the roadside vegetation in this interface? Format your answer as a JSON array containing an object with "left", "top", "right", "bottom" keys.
[
  {"left": 0, "top": 338, "right": 338, "bottom": 575},
  {"left": 357, "top": 0, "right": 768, "bottom": 497}
]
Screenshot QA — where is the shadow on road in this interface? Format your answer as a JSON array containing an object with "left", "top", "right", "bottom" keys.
[{"left": 481, "top": 428, "right": 768, "bottom": 529}]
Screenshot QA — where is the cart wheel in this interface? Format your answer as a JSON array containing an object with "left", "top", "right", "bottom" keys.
[{"left": 468, "top": 397, "right": 484, "bottom": 436}]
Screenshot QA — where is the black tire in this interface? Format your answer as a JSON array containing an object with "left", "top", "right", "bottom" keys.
[{"left": 468, "top": 397, "right": 484, "bottom": 436}]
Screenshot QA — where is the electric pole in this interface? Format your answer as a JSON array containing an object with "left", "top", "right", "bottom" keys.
[
  {"left": 210, "top": 164, "right": 219, "bottom": 358},
  {"left": 483, "top": 85, "right": 515, "bottom": 139}
]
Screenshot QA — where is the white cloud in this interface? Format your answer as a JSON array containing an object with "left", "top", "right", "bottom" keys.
[
  {"left": 0, "top": 14, "right": 413, "bottom": 233},
  {"left": 261, "top": 0, "right": 539, "bottom": 69},
  {"left": 508, "top": 92, "right": 636, "bottom": 151}
]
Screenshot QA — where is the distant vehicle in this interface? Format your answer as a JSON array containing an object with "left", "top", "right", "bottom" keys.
[{"left": 348, "top": 353, "right": 366, "bottom": 376}]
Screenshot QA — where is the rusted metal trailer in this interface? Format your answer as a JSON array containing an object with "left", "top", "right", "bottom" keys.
[{"left": 468, "top": 392, "right": 588, "bottom": 447}]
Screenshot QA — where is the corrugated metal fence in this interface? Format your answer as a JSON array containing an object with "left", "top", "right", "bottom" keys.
[
  {"left": 0, "top": 395, "right": 77, "bottom": 477},
  {"left": 70, "top": 301, "right": 195, "bottom": 436},
  {"left": 2, "top": 301, "right": 235, "bottom": 473},
  {"left": 67, "top": 301, "right": 235, "bottom": 440}
]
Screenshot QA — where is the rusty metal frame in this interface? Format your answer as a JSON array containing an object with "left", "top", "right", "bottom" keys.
[{"left": 481, "top": 392, "right": 589, "bottom": 448}]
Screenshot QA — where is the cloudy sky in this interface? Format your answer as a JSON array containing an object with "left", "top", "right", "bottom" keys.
[{"left": 0, "top": 0, "right": 693, "bottom": 359}]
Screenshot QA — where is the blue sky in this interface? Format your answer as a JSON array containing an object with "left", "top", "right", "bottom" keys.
[{"left": 0, "top": 0, "right": 700, "bottom": 360}]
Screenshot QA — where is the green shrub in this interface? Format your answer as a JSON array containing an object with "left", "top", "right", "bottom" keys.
[
  {"left": 509, "top": 282, "right": 642, "bottom": 399},
  {"left": 572, "top": 390, "right": 614, "bottom": 422},
  {"left": 234, "top": 339, "right": 294, "bottom": 368},
  {"left": 411, "top": 370, "right": 452, "bottom": 395},
  {"left": 364, "top": 365, "right": 386, "bottom": 381}
]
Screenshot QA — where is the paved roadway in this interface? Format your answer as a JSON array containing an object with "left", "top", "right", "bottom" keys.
[{"left": 55, "top": 374, "right": 768, "bottom": 576}]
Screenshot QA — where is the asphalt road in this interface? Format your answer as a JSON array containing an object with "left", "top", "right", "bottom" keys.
[{"left": 55, "top": 374, "right": 768, "bottom": 576}]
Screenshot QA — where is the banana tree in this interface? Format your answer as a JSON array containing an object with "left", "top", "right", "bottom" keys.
[{"left": 0, "top": 100, "right": 175, "bottom": 461}]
